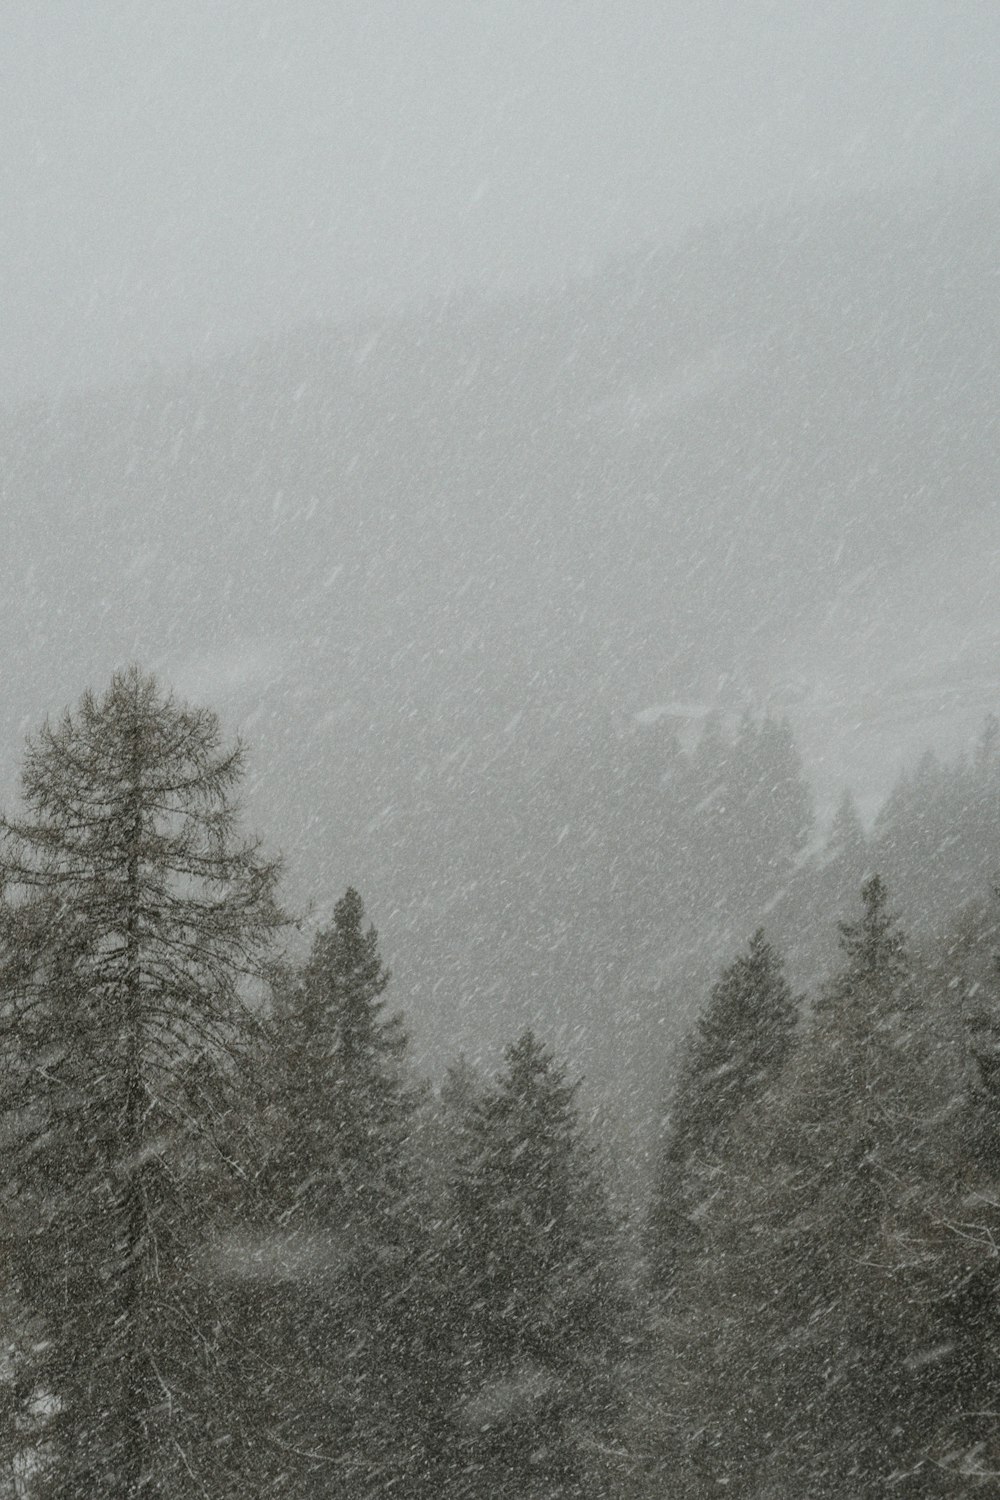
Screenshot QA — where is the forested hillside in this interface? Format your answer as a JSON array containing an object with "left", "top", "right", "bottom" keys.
[
  {"left": 5, "top": 3, "right": 997, "bottom": 1490},
  {"left": 2, "top": 181, "right": 999, "bottom": 1094},
  {"left": 2, "top": 667, "right": 1000, "bottom": 1494}
]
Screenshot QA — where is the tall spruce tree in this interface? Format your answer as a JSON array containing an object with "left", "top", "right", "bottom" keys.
[
  {"left": 0, "top": 667, "right": 284, "bottom": 1498},
  {"left": 637, "top": 879, "right": 950, "bottom": 1496},
  {"left": 711, "top": 878, "right": 937, "bottom": 1493},
  {"left": 266, "top": 887, "right": 412, "bottom": 1226},
  {"left": 905, "top": 892, "right": 1000, "bottom": 1487},
  {"left": 449, "top": 1030, "right": 628, "bottom": 1497},
  {"left": 252, "top": 889, "right": 449, "bottom": 1496},
  {"left": 648, "top": 929, "right": 797, "bottom": 1289}
]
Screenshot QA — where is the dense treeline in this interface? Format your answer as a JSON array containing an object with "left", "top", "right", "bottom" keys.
[
  {"left": 639, "top": 881, "right": 1000, "bottom": 1494},
  {"left": 1, "top": 668, "right": 999, "bottom": 1494}
]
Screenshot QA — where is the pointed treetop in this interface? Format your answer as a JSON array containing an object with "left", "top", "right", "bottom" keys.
[
  {"left": 836, "top": 875, "right": 908, "bottom": 988},
  {"left": 502, "top": 1029, "right": 576, "bottom": 1095},
  {"left": 697, "top": 928, "right": 796, "bottom": 1040},
  {"left": 334, "top": 885, "right": 365, "bottom": 934},
  {"left": 308, "top": 887, "right": 391, "bottom": 1006},
  {"left": 682, "top": 927, "right": 797, "bottom": 1132}
]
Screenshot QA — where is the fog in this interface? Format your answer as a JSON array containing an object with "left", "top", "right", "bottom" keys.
[
  {"left": 2, "top": 11, "right": 1000, "bottom": 1490},
  {"left": 3, "top": 0, "right": 1000, "bottom": 1051},
  {"left": 4, "top": 1, "right": 999, "bottom": 396},
  {"left": 2, "top": 0, "right": 998, "bottom": 1018}
]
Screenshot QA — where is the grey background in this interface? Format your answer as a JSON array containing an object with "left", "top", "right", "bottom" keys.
[{"left": 3, "top": 1, "right": 999, "bottom": 399}]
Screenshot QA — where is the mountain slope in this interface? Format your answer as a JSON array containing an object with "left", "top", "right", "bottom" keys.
[{"left": 2, "top": 177, "right": 998, "bottom": 1087}]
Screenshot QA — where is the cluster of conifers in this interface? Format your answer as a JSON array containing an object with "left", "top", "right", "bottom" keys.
[
  {"left": 2, "top": 666, "right": 997, "bottom": 1496},
  {"left": 0, "top": 667, "right": 629, "bottom": 1498}
]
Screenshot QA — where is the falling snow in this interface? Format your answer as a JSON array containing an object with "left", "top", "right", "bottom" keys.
[{"left": 1, "top": 5, "right": 999, "bottom": 1494}]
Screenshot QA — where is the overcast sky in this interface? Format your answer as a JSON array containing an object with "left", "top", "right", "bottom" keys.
[{"left": 3, "top": 0, "right": 999, "bottom": 400}]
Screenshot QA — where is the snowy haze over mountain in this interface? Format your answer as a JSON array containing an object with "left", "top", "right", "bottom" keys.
[
  {"left": 2, "top": 5, "right": 999, "bottom": 1074},
  {"left": 4, "top": 1, "right": 999, "bottom": 396}
]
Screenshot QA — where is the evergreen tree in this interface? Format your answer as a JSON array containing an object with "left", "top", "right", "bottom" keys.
[
  {"left": 679, "top": 927, "right": 797, "bottom": 1136},
  {"left": 266, "top": 887, "right": 412, "bottom": 1225},
  {"left": 712, "top": 878, "right": 938, "bottom": 1493},
  {"left": 449, "top": 1030, "right": 628, "bottom": 1497},
  {"left": 252, "top": 889, "right": 449, "bottom": 1496},
  {"left": 0, "top": 667, "right": 284, "bottom": 1498},
  {"left": 637, "top": 878, "right": 960, "bottom": 1496},
  {"left": 904, "top": 891, "right": 1000, "bottom": 1487},
  {"left": 647, "top": 929, "right": 797, "bottom": 1289}
]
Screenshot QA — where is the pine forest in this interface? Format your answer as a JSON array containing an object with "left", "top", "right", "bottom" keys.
[{"left": 1, "top": 666, "right": 998, "bottom": 1496}]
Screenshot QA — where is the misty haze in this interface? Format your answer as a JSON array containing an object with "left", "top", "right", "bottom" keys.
[{"left": 1, "top": 3, "right": 999, "bottom": 1494}]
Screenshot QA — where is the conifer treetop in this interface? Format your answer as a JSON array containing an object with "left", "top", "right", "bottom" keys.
[
  {"left": 835, "top": 874, "right": 909, "bottom": 993},
  {"left": 0, "top": 665, "right": 286, "bottom": 1498},
  {"left": 3, "top": 665, "right": 283, "bottom": 942}
]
